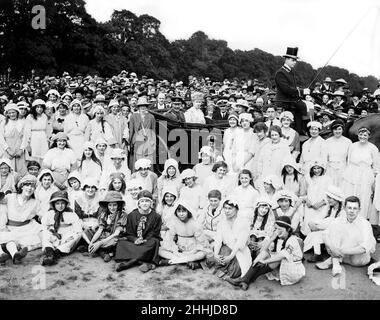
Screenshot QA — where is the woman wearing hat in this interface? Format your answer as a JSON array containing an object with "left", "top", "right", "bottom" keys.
[
  {"left": 303, "top": 185, "right": 345, "bottom": 263},
  {"left": 67, "top": 171, "right": 82, "bottom": 209},
  {"left": 0, "top": 103, "right": 28, "bottom": 175},
  {"left": 105, "top": 99, "right": 129, "bottom": 150},
  {"left": 0, "top": 174, "right": 43, "bottom": 264},
  {"left": 178, "top": 168, "right": 203, "bottom": 212},
  {"left": 94, "top": 137, "right": 111, "bottom": 167},
  {"left": 184, "top": 92, "right": 206, "bottom": 124},
  {"left": 0, "top": 158, "right": 17, "bottom": 195},
  {"left": 280, "top": 111, "right": 300, "bottom": 159},
  {"left": 249, "top": 122, "right": 270, "bottom": 181},
  {"left": 64, "top": 99, "right": 90, "bottom": 159},
  {"left": 42, "top": 132, "right": 77, "bottom": 189},
  {"left": 301, "top": 159, "right": 332, "bottom": 236},
  {"left": 223, "top": 112, "right": 245, "bottom": 173},
  {"left": 248, "top": 197, "right": 275, "bottom": 259},
  {"left": 157, "top": 158, "right": 182, "bottom": 206},
  {"left": 193, "top": 146, "right": 214, "bottom": 187},
  {"left": 157, "top": 185, "right": 179, "bottom": 238},
  {"left": 325, "top": 120, "right": 352, "bottom": 187},
  {"left": 341, "top": 126, "right": 378, "bottom": 221},
  {"left": 35, "top": 169, "right": 59, "bottom": 216},
  {"left": 281, "top": 155, "right": 307, "bottom": 199},
  {"left": 124, "top": 179, "right": 143, "bottom": 214},
  {"left": 114, "top": 190, "right": 162, "bottom": 273},
  {"left": 25, "top": 99, "right": 49, "bottom": 163},
  {"left": 239, "top": 113, "right": 256, "bottom": 170},
  {"left": 84, "top": 105, "right": 117, "bottom": 147},
  {"left": 40, "top": 190, "right": 82, "bottom": 266},
  {"left": 131, "top": 158, "right": 158, "bottom": 200},
  {"left": 128, "top": 96, "right": 156, "bottom": 165},
  {"left": 87, "top": 191, "right": 126, "bottom": 263},
  {"left": 212, "top": 198, "right": 252, "bottom": 280},
  {"left": 260, "top": 175, "right": 283, "bottom": 204},
  {"left": 158, "top": 200, "right": 207, "bottom": 269},
  {"left": 226, "top": 216, "right": 305, "bottom": 289},
  {"left": 299, "top": 121, "right": 327, "bottom": 177}
]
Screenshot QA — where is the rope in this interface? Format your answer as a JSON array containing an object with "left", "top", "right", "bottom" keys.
[{"left": 307, "top": 7, "right": 375, "bottom": 88}]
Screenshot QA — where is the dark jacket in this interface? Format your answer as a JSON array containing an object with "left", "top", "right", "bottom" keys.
[
  {"left": 274, "top": 65, "right": 301, "bottom": 103},
  {"left": 212, "top": 108, "right": 229, "bottom": 121}
]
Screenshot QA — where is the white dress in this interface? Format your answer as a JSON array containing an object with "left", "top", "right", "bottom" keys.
[
  {"left": 42, "top": 148, "right": 77, "bottom": 185},
  {"left": 300, "top": 136, "right": 327, "bottom": 176},
  {"left": 223, "top": 127, "right": 245, "bottom": 173},
  {"left": 231, "top": 185, "right": 260, "bottom": 221},
  {"left": 250, "top": 136, "right": 270, "bottom": 180},
  {"left": 341, "top": 142, "right": 378, "bottom": 219},
  {"left": 193, "top": 163, "right": 213, "bottom": 187},
  {"left": 25, "top": 114, "right": 49, "bottom": 160},
  {"left": 0, "top": 193, "right": 43, "bottom": 250},
  {"left": 64, "top": 113, "right": 89, "bottom": 159},
  {"left": 325, "top": 136, "right": 352, "bottom": 187},
  {"left": 35, "top": 184, "right": 59, "bottom": 217},
  {"left": 215, "top": 216, "right": 252, "bottom": 277},
  {"left": 184, "top": 107, "right": 206, "bottom": 124},
  {"left": 41, "top": 209, "right": 83, "bottom": 253},
  {"left": 85, "top": 119, "right": 117, "bottom": 146}
]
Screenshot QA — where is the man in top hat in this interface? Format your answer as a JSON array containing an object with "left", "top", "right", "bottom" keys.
[
  {"left": 274, "top": 47, "right": 308, "bottom": 134},
  {"left": 128, "top": 96, "right": 156, "bottom": 166}
]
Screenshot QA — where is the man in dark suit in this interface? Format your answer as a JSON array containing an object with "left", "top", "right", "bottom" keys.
[
  {"left": 274, "top": 47, "right": 308, "bottom": 134},
  {"left": 212, "top": 98, "right": 230, "bottom": 121}
]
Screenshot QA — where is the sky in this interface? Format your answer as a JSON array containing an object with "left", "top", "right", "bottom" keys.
[{"left": 85, "top": 0, "right": 380, "bottom": 78}]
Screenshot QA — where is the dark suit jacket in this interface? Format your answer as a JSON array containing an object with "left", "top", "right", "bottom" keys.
[
  {"left": 212, "top": 108, "right": 229, "bottom": 121},
  {"left": 274, "top": 66, "right": 301, "bottom": 103}
]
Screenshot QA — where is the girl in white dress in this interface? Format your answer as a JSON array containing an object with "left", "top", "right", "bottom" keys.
[
  {"left": 157, "top": 158, "right": 182, "bottom": 204},
  {"left": 280, "top": 111, "right": 300, "bottom": 159},
  {"left": 239, "top": 113, "right": 256, "bottom": 170},
  {"left": 179, "top": 168, "right": 204, "bottom": 215},
  {"left": 223, "top": 113, "right": 245, "bottom": 173},
  {"left": 342, "top": 127, "right": 378, "bottom": 220},
  {"left": 325, "top": 120, "right": 352, "bottom": 187},
  {"left": 77, "top": 142, "right": 102, "bottom": 183},
  {"left": 64, "top": 99, "right": 89, "bottom": 159},
  {"left": 250, "top": 122, "right": 270, "bottom": 181},
  {"left": 281, "top": 156, "right": 307, "bottom": 199},
  {"left": 193, "top": 146, "right": 214, "bottom": 187},
  {"left": 35, "top": 169, "right": 59, "bottom": 217}
]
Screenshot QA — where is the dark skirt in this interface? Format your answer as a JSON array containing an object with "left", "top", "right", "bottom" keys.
[
  {"left": 214, "top": 245, "right": 242, "bottom": 279},
  {"left": 114, "top": 238, "right": 161, "bottom": 264}
]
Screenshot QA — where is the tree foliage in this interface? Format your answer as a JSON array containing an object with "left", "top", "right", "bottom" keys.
[{"left": 0, "top": 1, "right": 378, "bottom": 90}]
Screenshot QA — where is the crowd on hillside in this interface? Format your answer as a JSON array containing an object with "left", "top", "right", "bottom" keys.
[{"left": 0, "top": 65, "right": 380, "bottom": 290}]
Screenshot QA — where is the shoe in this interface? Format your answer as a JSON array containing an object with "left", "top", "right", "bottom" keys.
[
  {"left": 332, "top": 264, "right": 343, "bottom": 276},
  {"left": 187, "top": 261, "right": 201, "bottom": 270},
  {"left": 41, "top": 254, "right": 55, "bottom": 266},
  {"left": 158, "top": 259, "right": 170, "bottom": 266},
  {"left": 224, "top": 276, "right": 242, "bottom": 287},
  {"left": 316, "top": 257, "right": 333, "bottom": 270},
  {"left": 115, "top": 259, "right": 138, "bottom": 272},
  {"left": 103, "top": 254, "right": 112, "bottom": 263},
  {"left": 0, "top": 253, "right": 11, "bottom": 263},
  {"left": 239, "top": 282, "right": 249, "bottom": 291},
  {"left": 139, "top": 263, "right": 156, "bottom": 273},
  {"left": 307, "top": 254, "right": 324, "bottom": 263},
  {"left": 13, "top": 247, "right": 28, "bottom": 265}
]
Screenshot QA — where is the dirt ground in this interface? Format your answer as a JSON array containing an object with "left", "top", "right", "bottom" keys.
[{"left": 1, "top": 245, "right": 380, "bottom": 300}]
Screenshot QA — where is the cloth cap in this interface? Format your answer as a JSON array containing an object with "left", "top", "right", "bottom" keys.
[
  {"left": 255, "top": 196, "right": 273, "bottom": 209},
  {"left": 280, "top": 111, "right": 294, "bottom": 122},
  {"left": 325, "top": 185, "right": 345, "bottom": 202},
  {"left": 52, "top": 132, "right": 69, "bottom": 141},
  {"left": 307, "top": 121, "right": 322, "bottom": 130},
  {"left": 137, "top": 190, "right": 153, "bottom": 202},
  {"left": 4, "top": 103, "right": 19, "bottom": 113},
  {"left": 32, "top": 99, "right": 46, "bottom": 107},
  {"left": 82, "top": 177, "right": 99, "bottom": 190},
  {"left": 275, "top": 216, "right": 293, "bottom": 230},
  {"left": 134, "top": 158, "right": 152, "bottom": 170},
  {"left": 239, "top": 112, "right": 253, "bottom": 123},
  {"left": 46, "top": 89, "right": 60, "bottom": 98},
  {"left": 262, "top": 175, "right": 283, "bottom": 190},
  {"left": 17, "top": 174, "right": 37, "bottom": 189},
  {"left": 228, "top": 112, "right": 239, "bottom": 121},
  {"left": 37, "top": 169, "right": 55, "bottom": 182},
  {"left": 180, "top": 169, "right": 197, "bottom": 180},
  {"left": 110, "top": 148, "right": 126, "bottom": 159}
]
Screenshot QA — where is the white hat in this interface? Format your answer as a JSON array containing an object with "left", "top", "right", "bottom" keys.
[
  {"left": 280, "top": 111, "right": 294, "bottom": 122},
  {"left": 46, "top": 89, "right": 60, "bottom": 98},
  {"left": 255, "top": 196, "right": 274, "bottom": 208},
  {"left": 32, "top": 99, "right": 46, "bottom": 107},
  {"left": 239, "top": 112, "right": 253, "bottom": 123},
  {"left": 134, "top": 158, "right": 152, "bottom": 170},
  {"left": 307, "top": 121, "right": 322, "bottom": 130},
  {"left": 180, "top": 169, "right": 197, "bottom": 180},
  {"left": 4, "top": 103, "right": 19, "bottom": 113},
  {"left": 110, "top": 148, "right": 126, "bottom": 159},
  {"left": 325, "top": 185, "right": 345, "bottom": 202},
  {"left": 108, "top": 99, "right": 119, "bottom": 108}
]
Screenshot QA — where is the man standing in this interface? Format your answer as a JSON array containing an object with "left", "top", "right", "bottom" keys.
[
  {"left": 274, "top": 47, "right": 308, "bottom": 134},
  {"left": 316, "top": 196, "right": 376, "bottom": 276}
]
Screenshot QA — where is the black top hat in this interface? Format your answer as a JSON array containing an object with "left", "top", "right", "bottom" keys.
[{"left": 283, "top": 47, "right": 299, "bottom": 60}]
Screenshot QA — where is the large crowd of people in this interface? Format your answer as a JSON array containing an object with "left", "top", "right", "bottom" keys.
[{"left": 1, "top": 48, "right": 380, "bottom": 291}]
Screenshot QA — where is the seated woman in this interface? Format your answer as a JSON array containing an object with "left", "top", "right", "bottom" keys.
[
  {"left": 304, "top": 185, "right": 345, "bottom": 263},
  {"left": 0, "top": 158, "right": 18, "bottom": 194},
  {"left": 203, "top": 161, "right": 235, "bottom": 202},
  {"left": 159, "top": 200, "right": 208, "bottom": 269},
  {"left": 301, "top": 159, "right": 332, "bottom": 236},
  {"left": 157, "top": 186, "right": 178, "bottom": 238},
  {"left": 231, "top": 169, "right": 260, "bottom": 221},
  {"left": 248, "top": 197, "right": 275, "bottom": 260},
  {"left": 67, "top": 172, "right": 82, "bottom": 209},
  {"left": 40, "top": 191, "right": 82, "bottom": 266},
  {"left": 273, "top": 189, "right": 301, "bottom": 231},
  {"left": 108, "top": 172, "right": 127, "bottom": 202},
  {"left": 74, "top": 178, "right": 101, "bottom": 252},
  {"left": 114, "top": 190, "right": 162, "bottom": 273},
  {"left": 26, "top": 160, "right": 41, "bottom": 178},
  {"left": 124, "top": 179, "right": 143, "bottom": 214},
  {"left": 281, "top": 156, "right": 307, "bottom": 199},
  {"left": 179, "top": 169, "right": 203, "bottom": 214},
  {"left": 212, "top": 198, "right": 252, "bottom": 280},
  {"left": 87, "top": 191, "right": 126, "bottom": 263},
  {"left": 226, "top": 216, "right": 305, "bottom": 290},
  {"left": 259, "top": 175, "right": 283, "bottom": 203},
  {"left": 35, "top": 169, "right": 59, "bottom": 217},
  {"left": 157, "top": 158, "right": 182, "bottom": 205},
  {"left": 0, "top": 175, "right": 42, "bottom": 264},
  {"left": 197, "top": 190, "right": 224, "bottom": 243},
  {"left": 131, "top": 158, "right": 158, "bottom": 202}
]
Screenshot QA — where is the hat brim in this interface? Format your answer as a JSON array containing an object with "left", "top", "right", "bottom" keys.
[
  {"left": 283, "top": 54, "right": 299, "bottom": 60},
  {"left": 49, "top": 197, "right": 69, "bottom": 203},
  {"left": 99, "top": 199, "right": 125, "bottom": 206}
]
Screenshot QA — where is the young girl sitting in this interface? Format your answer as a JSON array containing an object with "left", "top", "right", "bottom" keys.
[
  {"left": 159, "top": 200, "right": 207, "bottom": 269},
  {"left": 132, "top": 158, "right": 158, "bottom": 201},
  {"left": 197, "top": 190, "right": 225, "bottom": 243},
  {"left": 41, "top": 191, "right": 82, "bottom": 266},
  {"left": 248, "top": 197, "right": 275, "bottom": 260},
  {"left": 179, "top": 169, "right": 203, "bottom": 214},
  {"left": 77, "top": 142, "right": 102, "bottom": 183},
  {"left": 67, "top": 172, "right": 82, "bottom": 209},
  {"left": 124, "top": 179, "right": 143, "bottom": 214},
  {"left": 193, "top": 146, "right": 214, "bottom": 187},
  {"left": 157, "top": 158, "right": 182, "bottom": 205},
  {"left": 108, "top": 172, "right": 127, "bottom": 202},
  {"left": 157, "top": 186, "right": 178, "bottom": 239},
  {"left": 35, "top": 169, "right": 59, "bottom": 217},
  {"left": 87, "top": 191, "right": 126, "bottom": 262},
  {"left": 273, "top": 189, "right": 301, "bottom": 231}
]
